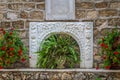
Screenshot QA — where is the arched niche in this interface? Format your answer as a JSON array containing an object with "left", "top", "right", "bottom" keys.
[{"left": 29, "top": 22, "right": 93, "bottom": 68}]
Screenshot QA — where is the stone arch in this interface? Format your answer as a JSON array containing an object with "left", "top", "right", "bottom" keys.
[{"left": 29, "top": 22, "right": 93, "bottom": 68}]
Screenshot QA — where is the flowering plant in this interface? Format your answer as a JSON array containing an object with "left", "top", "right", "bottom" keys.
[
  {"left": 98, "top": 28, "right": 120, "bottom": 69},
  {"left": 0, "top": 27, "right": 28, "bottom": 68}
]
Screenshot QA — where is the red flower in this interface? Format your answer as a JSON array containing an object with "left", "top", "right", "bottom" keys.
[
  {"left": 0, "top": 66, "right": 3, "bottom": 69},
  {"left": 1, "top": 46, "right": 6, "bottom": 51},
  {"left": 105, "top": 66, "right": 111, "bottom": 70},
  {"left": 100, "top": 43, "right": 105, "bottom": 47},
  {"left": 21, "top": 58, "right": 26, "bottom": 62},
  {"left": 9, "top": 47, "right": 14, "bottom": 51},
  {"left": 29, "top": 56, "right": 31, "bottom": 59},
  {"left": 96, "top": 66, "right": 99, "bottom": 70},
  {"left": 114, "top": 52, "right": 119, "bottom": 55},
  {"left": 9, "top": 32, "right": 12, "bottom": 35},
  {"left": 18, "top": 49, "right": 22, "bottom": 56},
  {"left": 105, "top": 45, "right": 108, "bottom": 49}
]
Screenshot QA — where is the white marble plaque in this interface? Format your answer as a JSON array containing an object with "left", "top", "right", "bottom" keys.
[
  {"left": 29, "top": 22, "right": 93, "bottom": 69},
  {"left": 45, "top": 0, "right": 75, "bottom": 20}
]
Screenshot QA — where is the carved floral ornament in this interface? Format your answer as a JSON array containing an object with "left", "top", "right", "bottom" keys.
[{"left": 29, "top": 22, "right": 93, "bottom": 69}]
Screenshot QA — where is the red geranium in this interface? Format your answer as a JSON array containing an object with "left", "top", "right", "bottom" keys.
[
  {"left": 105, "top": 66, "right": 111, "bottom": 70},
  {"left": 114, "top": 51, "right": 119, "bottom": 55},
  {"left": 0, "top": 28, "right": 28, "bottom": 68},
  {"left": 1, "top": 46, "right": 6, "bottom": 51},
  {"left": 9, "top": 47, "right": 14, "bottom": 51},
  {"left": 21, "top": 58, "right": 26, "bottom": 62},
  {"left": 18, "top": 49, "right": 22, "bottom": 56},
  {"left": 100, "top": 43, "right": 105, "bottom": 47}
]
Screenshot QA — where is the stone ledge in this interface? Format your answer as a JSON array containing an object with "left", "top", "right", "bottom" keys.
[{"left": 0, "top": 69, "right": 120, "bottom": 72}]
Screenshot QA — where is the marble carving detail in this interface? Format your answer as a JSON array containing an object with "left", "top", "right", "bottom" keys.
[{"left": 29, "top": 22, "right": 93, "bottom": 68}]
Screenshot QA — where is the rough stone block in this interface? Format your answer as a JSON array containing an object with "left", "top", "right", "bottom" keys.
[
  {"left": 35, "top": 0, "right": 44, "bottom": 2},
  {"left": 8, "top": 3, "right": 23, "bottom": 10},
  {"left": 30, "top": 11, "right": 43, "bottom": 19},
  {"left": 7, "top": 12, "right": 18, "bottom": 20},
  {"left": 95, "top": 19, "right": 107, "bottom": 27},
  {"left": 36, "top": 3, "right": 45, "bottom": 10},
  {"left": 0, "top": 13, "right": 4, "bottom": 20},
  {"left": 18, "top": 30, "right": 27, "bottom": 38},
  {"left": 99, "top": 9, "right": 117, "bottom": 17},
  {"left": 24, "top": 3, "right": 35, "bottom": 10},
  {"left": 76, "top": 2, "right": 94, "bottom": 9},
  {"left": 95, "top": 2, "right": 108, "bottom": 8},
  {"left": 108, "top": 18, "right": 120, "bottom": 26},
  {"left": 20, "top": 11, "right": 28, "bottom": 19},
  {"left": 1, "top": 21, "right": 11, "bottom": 28},
  {"left": 12, "top": 20, "right": 24, "bottom": 29},
  {"left": 110, "top": 2, "right": 120, "bottom": 8},
  {"left": 0, "top": 4, "right": 7, "bottom": 10},
  {"left": 76, "top": 10, "right": 86, "bottom": 19},
  {"left": 87, "top": 11, "right": 97, "bottom": 19}
]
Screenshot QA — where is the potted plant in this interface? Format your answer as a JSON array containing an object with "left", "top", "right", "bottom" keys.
[
  {"left": 36, "top": 34, "right": 80, "bottom": 69},
  {"left": 0, "top": 27, "right": 28, "bottom": 69},
  {"left": 98, "top": 28, "right": 120, "bottom": 69}
]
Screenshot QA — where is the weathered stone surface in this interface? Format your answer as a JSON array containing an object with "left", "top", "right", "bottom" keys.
[
  {"left": 108, "top": 18, "right": 120, "bottom": 26},
  {"left": 0, "top": 4, "right": 7, "bottom": 10},
  {"left": 0, "top": 12, "right": 4, "bottom": 20},
  {"left": 95, "top": 19, "right": 107, "bottom": 27},
  {"left": 12, "top": 20, "right": 24, "bottom": 29},
  {"left": 8, "top": 3, "right": 23, "bottom": 10},
  {"left": 76, "top": 2, "right": 94, "bottom": 9},
  {"left": 30, "top": 11, "right": 44, "bottom": 19},
  {"left": 7, "top": 12, "right": 18, "bottom": 20},
  {"left": 0, "top": 0, "right": 6, "bottom": 2},
  {"left": 62, "top": 73, "right": 72, "bottom": 80},
  {"left": 34, "top": 0, "right": 44, "bottom": 2},
  {"left": 93, "top": 28, "right": 99, "bottom": 37},
  {"left": 76, "top": 10, "right": 86, "bottom": 19},
  {"left": 100, "top": 28, "right": 111, "bottom": 36},
  {"left": 36, "top": 3, "right": 45, "bottom": 10},
  {"left": 7, "top": 0, "right": 14, "bottom": 2},
  {"left": 21, "top": 39, "right": 29, "bottom": 47},
  {"left": 24, "top": 3, "right": 35, "bottom": 10},
  {"left": 18, "top": 30, "right": 27, "bottom": 38},
  {"left": 95, "top": 2, "right": 108, "bottom": 8},
  {"left": 20, "top": 11, "right": 28, "bottom": 19},
  {"left": 99, "top": 9, "right": 117, "bottom": 17},
  {"left": 0, "top": 71, "right": 118, "bottom": 80},
  {"left": 87, "top": 11, "right": 97, "bottom": 19},
  {"left": 46, "top": 0, "right": 75, "bottom": 20},
  {"left": 1, "top": 21, "right": 11, "bottom": 28},
  {"left": 110, "top": 2, "right": 120, "bottom": 8}
]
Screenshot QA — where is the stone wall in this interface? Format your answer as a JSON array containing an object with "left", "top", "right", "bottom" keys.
[
  {"left": 0, "top": 71, "right": 116, "bottom": 80},
  {"left": 0, "top": 0, "right": 120, "bottom": 79},
  {"left": 1, "top": 0, "right": 119, "bottom": 68}
]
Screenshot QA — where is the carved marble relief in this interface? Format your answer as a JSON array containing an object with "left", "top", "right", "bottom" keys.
[{"left": 29, "top": 22, "right": 93, "bottom": 68}]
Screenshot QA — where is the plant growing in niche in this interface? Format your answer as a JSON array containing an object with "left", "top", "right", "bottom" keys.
[{"left": 36, "top": 33, "right": 80, "bottom": 69}]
